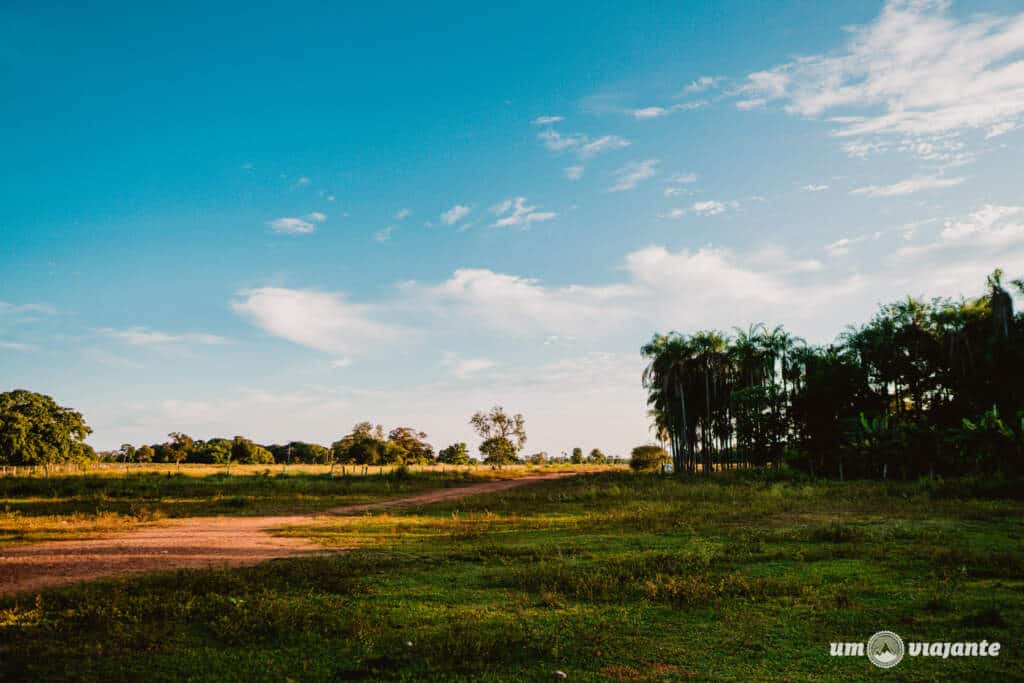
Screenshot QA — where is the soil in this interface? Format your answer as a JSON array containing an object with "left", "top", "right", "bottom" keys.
[{"left": 0, "top": 472, "right": 574, "bottom": 596}]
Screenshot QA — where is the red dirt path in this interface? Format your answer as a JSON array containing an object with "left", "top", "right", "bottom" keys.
[{"left": 0, "top": 472, "right": 574, "bottom": 596}]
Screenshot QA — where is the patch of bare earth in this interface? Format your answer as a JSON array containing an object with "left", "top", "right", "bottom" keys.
[{"left": 0, "top": 472, "right": 575, "bottom": 596}]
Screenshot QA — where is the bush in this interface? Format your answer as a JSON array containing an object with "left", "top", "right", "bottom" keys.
[
  {"left": 438, "top": 442, "right": 471, "bottom": 465},
  {"left": 630, "top": 445, "right": 670, "bottom": 472}
]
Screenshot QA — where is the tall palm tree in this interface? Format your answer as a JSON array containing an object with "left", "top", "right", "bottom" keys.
[{"left": 642, "top": 333, "right": 695, "bottom": 474}]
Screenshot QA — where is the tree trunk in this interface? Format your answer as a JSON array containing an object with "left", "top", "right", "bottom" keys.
[{"left": 678, "top": 382, "right": 691, "bottom": 476}]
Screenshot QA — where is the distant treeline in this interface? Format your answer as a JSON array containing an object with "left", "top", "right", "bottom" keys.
[
  {"left": 0, "top": 395, "right": 621, "bottom": 474},
  {"left": 643, "top": 269, "right": 1024, "bottom": 480}
]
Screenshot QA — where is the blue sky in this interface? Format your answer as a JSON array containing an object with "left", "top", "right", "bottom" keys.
[{"left": 3, "top": 0, "right": 1024, "bottom": 453}]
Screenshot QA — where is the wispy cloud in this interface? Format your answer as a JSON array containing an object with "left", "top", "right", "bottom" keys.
[
  {"left": 100, "top": 327, "right": 227, "bottom": 346},
  {"left": 609, "top": 159, "right": 658, "bottom": 192},
  {"left": 851, "top": 175, "right": 965, "bottom": 197},
  {"left": 531, "top": 115, "right": 564, "bottom": 125},
  {"left": 538, "top": 129, "right": 631, "bottom": 159},
  {"left": 801, "top": 184, "right": 830, "bottom": 192},
  {"left": 491, "top": 197, "right": 558, "bottom": 228},
  {"left": 683, "top": 76, "right": 723, "bottom": 94},
  {"left": 735, "top": 0, "right": 1024, "bottom": 159},
  {"left": 395, "top": 208, "right": 412, "bottom": 220},
  {"left": 629, "top": 101, "right": 708, "bottom": 119},
  {"left": 268, "top": 217, "right": 316, "bottom": 234},
  {"left": 564, "top": 165, "right": 584, "bottom": 181},
  {"left": 578, "top": 135, "right": 631, "bottom": 159},
  {"left": 631, "top": 106, "right": 668, "bottom": 119},
  {"left": 0, "top": 302, "right": 56, "bottom": 316},
  {"left": 0, "top": 341, "right": 34, "bottom": 351},
  {"left": 375, "top": 226, "right": 395, "bottom": 242},
  {"left": 661, "top": 199, "right": 739, "bottom": 217},
  {"left": 441, "top": 204, "right": 472, "bottom": 226},
  {"left": 663, "top": 172, "right": 698, "bottom": 197}
]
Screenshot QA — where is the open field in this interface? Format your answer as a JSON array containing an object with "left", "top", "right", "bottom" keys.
[
  {"left": 2, "top": 470, "right": 1022, "bottom": 681},
  {"left": 0, "top": 464, "right": 607, "bottom": 546},
  {"left": 0, "top": 471, "right": 581, "bottom": 595}
]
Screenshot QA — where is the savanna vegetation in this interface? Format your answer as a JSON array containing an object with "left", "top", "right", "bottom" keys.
[
  {"left": 1, "top": 471, "right": 1020, "bottom": 680},
  {"left": 2, "top": 272, "right": 1023, "bottom": 680}
]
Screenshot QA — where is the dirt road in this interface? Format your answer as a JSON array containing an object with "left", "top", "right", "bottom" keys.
[{"left": 0, "top": 472, "right": 574, "bottom": 597}]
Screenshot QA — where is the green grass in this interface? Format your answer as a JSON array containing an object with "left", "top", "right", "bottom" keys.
[
  {"left": 2, "top": 471, "right": 1022, "bottom": 680},
  {"left": 0, "top": 464, "right": 578, "bottom": 546}
]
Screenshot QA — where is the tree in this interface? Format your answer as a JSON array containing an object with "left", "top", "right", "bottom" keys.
[
  {"left": 438, "top": 442, "right": 471, "bottom": 465},
  {"left": 230, "top": 436, "right": 274, "bottom": 468},
  {"left": 119, "top": 443, "right": 136, "bottom": 473},
  {"left": 166, "top": 432, "right": 193, "bottom": 472},
  {"left": 630, "top": 445, "right": 670, "bottom": 472},
  {"left": 0, "top": 390, "right": 92, "bottom": 478},
  {"left": 332, "top": 422, "right": 387, "bottom": 467},
  {"left": 136, "top": 444, "right": 155, "bottom": 466},
  {"left": 570, "top": 447, "right": 584, "bottom": 464},
  {"left": 470, "top": 407, "right": 527, "bottom": 452},
  {"left": 479, "top": 436, "right": 517, "bottom": 467},
  {"left": 588, "top": 448, "right": 607, "bottom": 464},
  {"left": 527, "top": 451, "right": 547, "bottom": 465},
  {"left": 387, "top": 427, "right": 435, "bottom": 464},
  {"left": 639, "top": 269, "right": 1024, "bottom": 480}
]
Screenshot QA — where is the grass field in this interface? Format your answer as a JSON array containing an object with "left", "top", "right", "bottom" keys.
[
  {"left": 1, "top": 470, "right": 1022, "bottom": 680},
  {"left": 0, "top": 464, "right": 590, "bottom": 546}
]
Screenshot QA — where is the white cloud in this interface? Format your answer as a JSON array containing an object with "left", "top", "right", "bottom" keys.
[
  {"left": 735, "top": 98, "right": 767, "bottom": 111},
  {"left": 564, "top": 165, "right": 584, "bottom": 180},
  {"left": 538, "top": 129, "right": 583, "bottom": 151},
  {"left": 663, "top": 172, "right": 698, "bottom": 197},
  {"left": 531, "top": 115, "right": 564, "bottom": 125},
  {"left": 0, "top": 302, "right": 55, "bottom": 316},
  {"left": 985, "top": 121, "right": 1019, "bottom": 139},
  {"left": 824, "top": 232, "right": 883, "bottom": 256},
  {"left": 231, "top": 287, "right": 403, "bottom": 356},
  {"left": 609, "top": 159, "right": 658, "bottom": 192},
  {"left": 268, "top": 217, "right": 316, "bottom": 234},
  {"left": 736, "top": 0, "right": 1024, "bottom": 157},
  {"left": 801, "top": 184, "right": 830, "bottom": 192},
  {"left": 684, "top": 76, "right": 723, "bottom": 94},
  {"left": 395, "top": 208, "right": 412, "bottom": 220},
  {"left": 539, "top": 129, "right": 631, "bottom": 159},
  {"left": 578, "top": 134, "right": 631, "bottom": 159},
  {"left": 0, "top": 341, "right": 34, "bottom": 351},
  {"left": 375, "top": 226, "right": 395, "bottom": 242},
  {"left": 490, "top": 197, "right": 558, "bottom": 228},
  {"left": 659, "top": 199, "right": 738, "bottom": 218},
  {"left": 631, "top": 106, "right": 668, "bottom": 119},
  {"left": 630, "top": 101, "right": 707, "bottom": 120},
  {"left": 939, "top": 205, "right": 1024, "bottom": 246},
  {"left": 851, "top": 175, "right": 965, "bottom": 197},
  {"left": 405, "top": 268, "right": 638, "bottom": 338},
  {"left": 441, "top": 204, "right": 472, "bottom": 226},
  {"left": 100, "top": 327, "right": 227, "bottom": 346},
  {"left": 306, "top": 212, "right": 328, "bottom": 223},
  {"left": 692, "top": 201, "right": 727, "bottom": 215}
]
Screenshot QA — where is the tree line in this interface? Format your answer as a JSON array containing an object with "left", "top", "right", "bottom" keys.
[
  {"left": 642, "top": 269, "right": 1024, "bottom": 480},
  {"left": 0, "top": 397, "right": 621, "bottom": 474}
]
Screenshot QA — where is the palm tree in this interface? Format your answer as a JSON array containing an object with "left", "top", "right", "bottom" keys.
[{"left": 642, "top": 333, "right": 696, "bottom": 474}]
